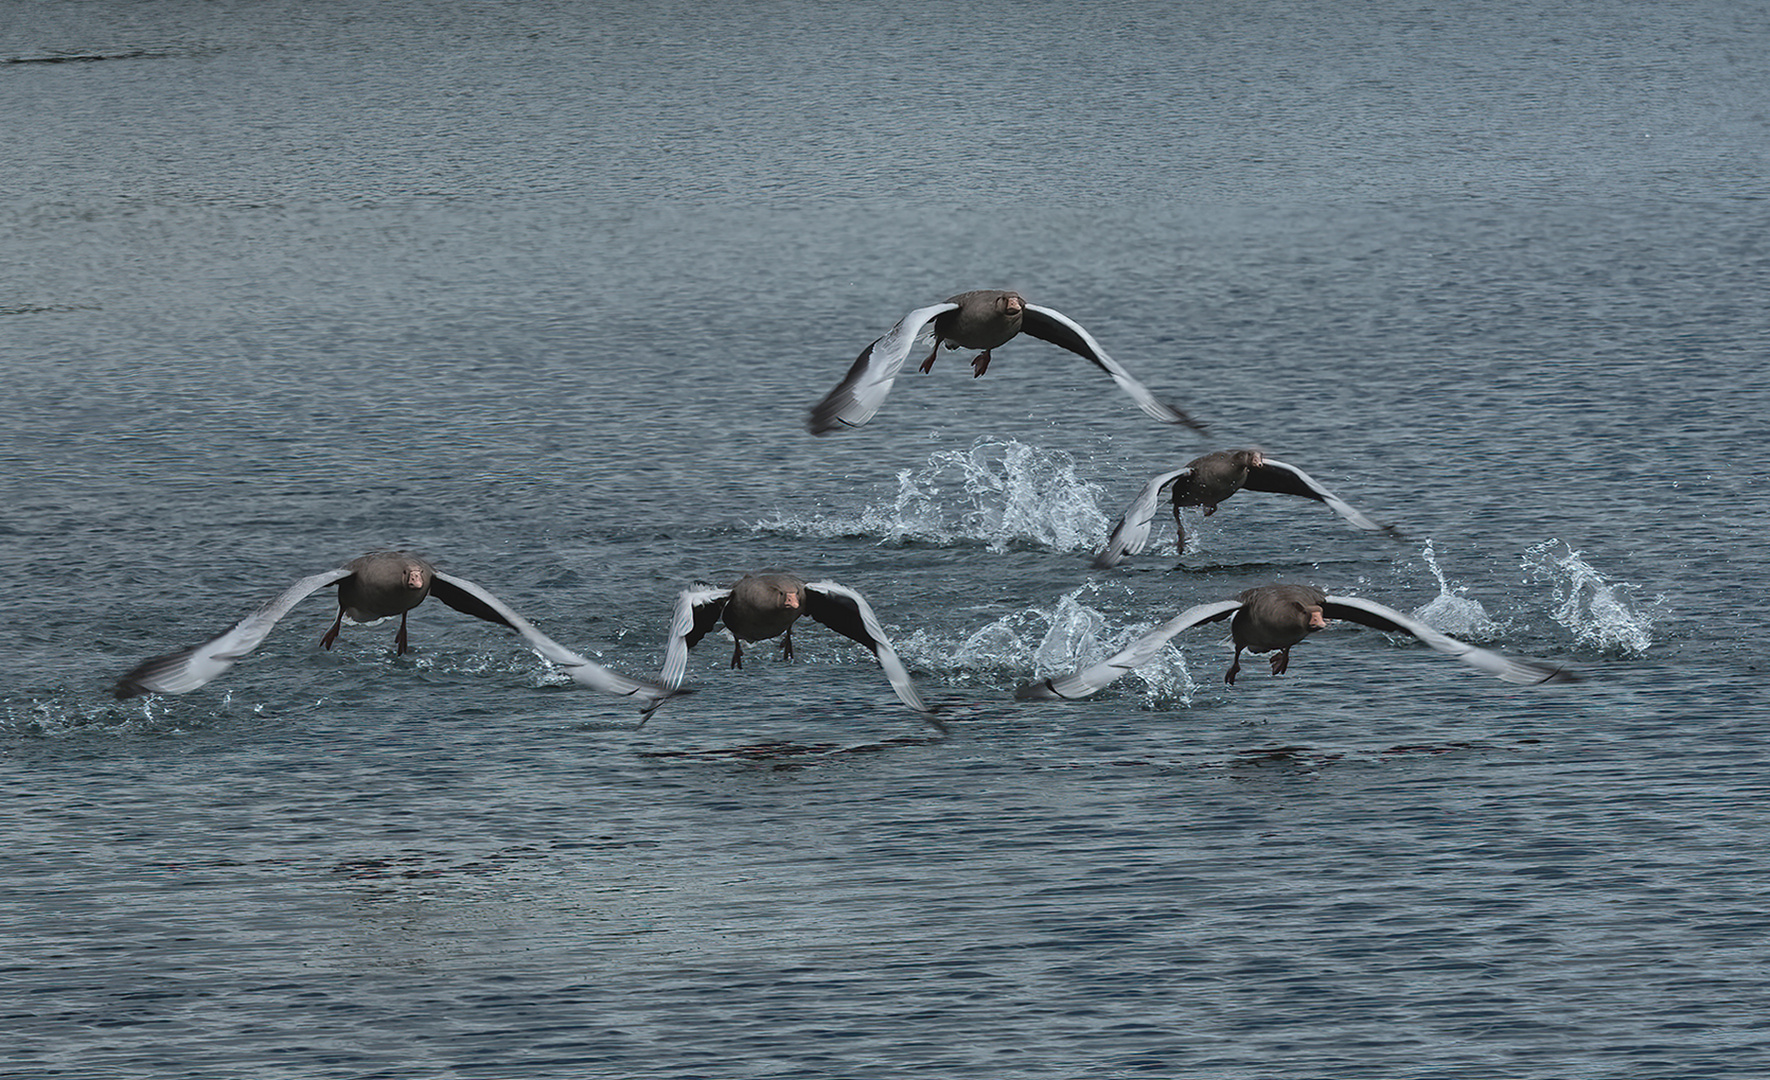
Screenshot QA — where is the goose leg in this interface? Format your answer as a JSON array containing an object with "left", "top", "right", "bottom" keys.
[
  {"left": 1270, "top": 648, "right": 1290, "bottom": 676},
  {"left": 729, "top": 640, "right": 744, "bottom": 669},
  {"left": 970, "top": 350, "right": 993, "bottom": 377},
  {"left": 780, "top": 626, "right": 794, "bottom": 661},
  {"left": 395, "top": 612, "right": 410, "bottom": 655},
  {"left": 918, "top": 341, "right": 941, "bottom": 374},
  {"left": 1225, "top": 647, "right": 1244, "bottom": 685},
  {"left": 321, "top": 607, "right": 345, "bottom": 650}
]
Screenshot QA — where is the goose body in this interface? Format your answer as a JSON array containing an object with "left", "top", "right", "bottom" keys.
[
  {"left": 659, "top": 572, "right": 930, "bottom": 716},
  {"left": 115, "top": 551, "right": 676, "bottom": 712},
  {"left": 1017, "top": 583, "right": 1578, "bottom": 700},
  {"left": 1095, "top": 450, "right": 1400, "bottom": 568},
  {"left": 808, "top": 290, "right": 1205, "bottom": 435}
]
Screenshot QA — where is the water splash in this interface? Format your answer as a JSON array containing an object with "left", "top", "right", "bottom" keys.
[
  {"left": 757, "top": 438, "right": 1110, "bottom": 552},
  {"left": 1410, "top": 539, "right": 1501, "bottom": 640},
  {"left": 895, "top": 581, "right": 1197, "bottom": 707},
  {"left": 1, "top": 691, "right": 224, "bottom": 737},
  {"left": 1521, "top": 540, "right": 1656, "bottom": 656}
]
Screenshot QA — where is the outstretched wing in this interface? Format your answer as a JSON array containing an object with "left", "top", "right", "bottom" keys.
[
  {"left": 1015, "top": 598, "right": 1245, "bottom": 701},
  {"left": 1321, "top": 594, "right": 1579, "bottom": 685},
  {"left": 1094, "top": 465, "right": 1195, "bottom": 568},
  {"left": 808, "top": 302, "right": 957, "bottom": 435},
  {"left": 801, "top": 580, "right": 930, "bottom": 714},
  {"left": 114, "top": 566, "right": 354, "bottom": 697},
  {"left": 431, "top": 572, "right": 679, "bottom": 712},
  {"left": 1019, "top": 304, "right": 1207, "bottom": 432},
  {"left": 659, "top": 586, "right": 732, "bottom": 689},
  {"left": 426, "top": 575, "right": 519, "bottom": 631},
  {"left": 1243, "top": 459, "right": 1400, "bottom": 537}
]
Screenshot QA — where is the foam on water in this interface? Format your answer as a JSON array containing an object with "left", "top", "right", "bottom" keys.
[
  {"left": 757, "top": 438, "right": 1111, "bottom": 552},
  {"left": 1410, "top": 539, "right": 1503, "bottom": 640},
  {"left": 896, "top": 580, "right": 1197, "bottom": 707},
  {"left": 1521, "top": 539, "right": 1657, "bottom": 656}
]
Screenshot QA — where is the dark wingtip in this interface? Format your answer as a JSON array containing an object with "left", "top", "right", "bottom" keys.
[
  {"left": 1160, "top": 400, "right": 1209, "bottom": 434},
  {"left": 113, "top": 655, "right": 167, "bottom": 699},
  {"left": 806, "top": 398, "right": 852, "bottom": 437},
  {"left": 637, "top": 684, "right": 696, "bottom": 722}
]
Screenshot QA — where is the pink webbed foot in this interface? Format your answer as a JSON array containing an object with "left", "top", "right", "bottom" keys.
[
  {"left": 1269, "top": 649, "right": 1291, "bottom": 676},
  {"left": 971, "top": 350, "right": 993, "bottom": 377},
  {"left": 918, "top": 343, "right": 940, "bottom": 374}
]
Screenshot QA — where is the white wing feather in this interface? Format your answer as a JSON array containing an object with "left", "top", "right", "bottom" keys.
[
  {"left": 1260, "top": 459, "right": 1387, "bottom": 532},
  {"left": 1015, "top": 599, "right": 1245, "bottom": 701},
  {"left": 1094, "top": 466, "right": 1195, "bottom": 568},
  {"left": 431, "top": 572, "right": 678, "bottom": 710},
  {"left": 659, "top": 585, "right": 731, "bottom": 690},
  {"left": 1021, "top": 303, "right": 1199, "bottom": 428},
  {"left": 803, "top": 580, "right": 930, "bottom": 714},
  {"left": 115, "top": 567, "right": 354, "bottom": 697},
  {"left": 1322, "top": 594, "right": 1578, "bottom": 685},
  {"left": 807, "top": 302, "right": 957, "bottom": 434}
]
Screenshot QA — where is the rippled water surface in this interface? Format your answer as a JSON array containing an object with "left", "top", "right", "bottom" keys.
[{"left": 5, "top": 1, "right": 1769, "bottom": 1077}]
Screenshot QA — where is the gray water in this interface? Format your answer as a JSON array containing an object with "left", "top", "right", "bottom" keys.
[{"left": 4, "top": 1, "right": 1768, "bottom": 1077}]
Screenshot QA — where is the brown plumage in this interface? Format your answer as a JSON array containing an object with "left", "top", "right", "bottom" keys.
[
  {"left": 918, "top": 289, "right": 1028, "bottom": 377},
  {"left": 808, "top": 289, "right": 1205, "bottom": 434},
  {"left": 1094, "top": 449, "right": 1401, "bottom": 568},
  {"left": 660, "top": 572, "right": 931, "bottom": 714},
  {"left": 1016, "top": 582, "right": 1579, "bottom": 702},
  {"left": 114, "top": 550, "right": 677, "bottom": 711}
]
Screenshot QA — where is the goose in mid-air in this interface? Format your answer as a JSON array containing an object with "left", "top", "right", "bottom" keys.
[
  {"left": 808, "top": 290, "right": 1206, "bottom": 435},
  {"left": 1094, "top": 449, "right": 1400, "bottom": 568},
  {"left": 1016, "top": 583, "right": 1578, "bottom": 700},
  {"left": 114, "top": 550, "right": 676, "bottom": 712},
  {"left": 659, "top": 572, "right": 930, "bottom": 716}
]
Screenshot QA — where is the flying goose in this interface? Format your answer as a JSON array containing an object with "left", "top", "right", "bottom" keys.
[
  {"left": 115, "top": 550, "right": 675, "bottom": 711},
  {"left": 1017, "top": 583, "right": 1578, "bottom": 700},
  {"left": 808, "top": 290, "right": 1205, "bottom": 435},
  {"left": 1095, "top": 450, "right": 1400, "bottom": 568},
  {"left": 659, "top": 573, "right": 930, "bottom": 716}
]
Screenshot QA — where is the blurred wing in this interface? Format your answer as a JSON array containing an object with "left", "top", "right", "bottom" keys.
[
  {"left": 1015, "top": 598, "right": 1244, "bottom": 701},
  {"left": 113, "top": 566, "right": 353, "bottom": 698},
  {"left": 426, "top": 575, "right": 519, "bottom": 630},
  {"left": 1020, "top": 304, "right": 1207, "bottom": 432},
  {"left": 802, "top": 581, "right": 930, "bottom": 714},
  {"left": 1245, "top": 459, "right": 1399, "bottom": 537},
  {"left": 1321, "top": 594, "right": 1580, "bottom": 685},
  {"left": 808, "top": 302, "right": 956, "bottom": 435},
  {"left": 660, "top": 586, "right": 731, "bottom": 689},
  {"left": 1094, "top": 466, "right": 1194, "bottom": 568},
  {"left": 431, "top": 572, "right": 679, "bottom": 710}
]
